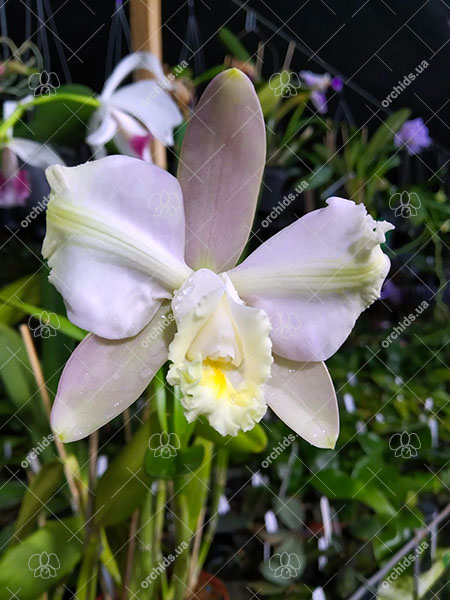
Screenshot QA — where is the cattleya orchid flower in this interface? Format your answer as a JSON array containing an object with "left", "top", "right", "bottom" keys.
[
  {"left": 43, "top": 69, "right": 393, "bottom": 447},
  {"left": 394, "top": 118, "right": 431, "bottom": 155},
  {"left": 299, "top": 70, "right": 343, "bottom": 115},
  {"left": 87, "top": 52, "right": 182, "bottom": 160},
  {"left": 0, "top": 101, "right": 63, "bottom": 207}
]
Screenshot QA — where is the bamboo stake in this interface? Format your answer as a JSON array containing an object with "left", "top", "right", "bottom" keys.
[
  {"left": 130, "top": 0, "right": 167, "bottom": 169},
  {"left": 19, "top": 324, "right": 83, "bottom": 513}
]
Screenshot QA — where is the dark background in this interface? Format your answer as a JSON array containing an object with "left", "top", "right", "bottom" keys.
[{"left": 4, "top": 0, "right": 450, "bottom": 150}]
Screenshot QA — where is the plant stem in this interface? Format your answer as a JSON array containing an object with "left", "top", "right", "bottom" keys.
[
  {"left": 19, "top": 324, "right": 84, "bottom": 514},
  {"left": 196, "top": 449, "right": 229, "bottom": 576},
  {"left": 169, "top": 480, "right": 192, "bottom": 600},
  {"left": 0, "top": 92, "right": 100, "bottom": 138},
  {"left": 140, "top": 489, "right": 155, "bottom": 599},
  {"left": 152, "top": 481, "right": 167, "bottom": 599},
  {"left": 122, "top": 509, "right": 140, "bottom": 600}
]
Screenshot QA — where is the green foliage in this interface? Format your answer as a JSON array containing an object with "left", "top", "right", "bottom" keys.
[
  {"left": 0, "top": 517, "right": 83, "bottom": 600},
  {"left": 218, "top": 27, "right": 252, "bottom": 62},
  {"left": 13, "top": 460, "right": 64, "bottom": 541},
  {"left": 143, "top": 443, "right": 204, "bottom": 479},
  {"left": 95, "top": 419, "right": 153, "bottom": 526},
  {"left": 15, "top": 84, "right": 96, "bottom": 144}
]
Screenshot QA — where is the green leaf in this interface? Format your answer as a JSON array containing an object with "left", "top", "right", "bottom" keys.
[
  {"left": 0, "top": 517, "right": 83, "bottom": 600},
  {"left": 0, "top": 292, "right": 85, "bottom": 341},
  {"left": 310, "top": 469, "right": 396, "bottom": 516},
  {"left": 194, "top": 418, "right": 267, "bottom": 455},
  {"left": 14, "top": 461, "right": 64, "bottom": 542},
  {"left": 357, "top": 108, "right": 410, "bottom": 174},
  {"left": 272, "top": 496, "right": 304, "bottom": 532},
  {"left": 75, "top": 534, "right": 98, "bottom": 600},
  {"left": 15, "top": 84, "right": 96, "bottom": 144},
  {"left": 258, "top": 77, "right": 282, "bottom": 117},
  {"left": 280, "top": 101, "right": 307, "bottom": 145},
  {"left": 0, "top": 481, "right": 26, "bottom": 511},
  {"left": 95, "top": 419, "right": 153, "bottom": 526},
  {"left": 218, "top": 27, "right": 252, "bottom": 61},
  {"left": 143, "top": 444, "right": 204, "bottom": 480},
  {"left": 0, "top": 324, "right": 50, "bottom": 451},
  {"left": 178, "top": 438, "right": 213, "bottom": 532},
  {"left": 172, "top": 386, "right": 196, "bottom": 445},
  {"left": 154, "top": 370, "right": 168, "bottom": 431},
  {"left": 259, "top": 535, "right": 305, "bottom": 584},
  {"left": 40, "top": 275, "right": 77, "bottom": 397},
  {"left": 99, "top": 528, "right": 122, "bottom": 586},
  {"left": 305, "top": 165, "right": 334, "bottom": 190},
  {"left": 0, "top": 324, "right": 35, "bottom": 408},
  {"left": 0, "top": 275, "right": 40, "bottom": 326}
]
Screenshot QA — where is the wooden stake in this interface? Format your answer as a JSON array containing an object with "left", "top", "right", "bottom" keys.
[
  {"left": 130, "top": 0, "right": 167, "bottom": 169},
  {"left": 19, "top": 324, "right": 83, "bottom": 513}
]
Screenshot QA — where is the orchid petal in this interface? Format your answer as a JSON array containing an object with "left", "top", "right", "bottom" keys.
[
  {"left": 51, "top": 304, "right": 175, "bottom": 442},
  {"left": 229, "top": 197, "right": 394, "bottom": 362},
  {"left": 42, "top": 156, "right": 191, "bottom": 339},
  {"left": 7, "top": 138, "right": 64, "bottom": 169},
  {"left": 109, "top": 81, "right": 182, "bottom": 146},
  {"left": 178, "top": 69, "right": 266, "bottom": 272},
  {"left": 86, "top": 108, "right": 118, "bottom": 147},
  {"left": 265, "top": 356, "right": 338, "bottom": 449},
  {"left": 101, "top": 51, "right": 169, "bottom": 101},
  {"left": 110, "top": 110, "right": 152, "bottom": 162}
]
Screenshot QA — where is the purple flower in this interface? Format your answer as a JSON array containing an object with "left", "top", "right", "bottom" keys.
[
  {"left": 394, "top": 118, "right": 431, "bottom": 155},
  {"left": 299, "top": 71, "right": 344, "bottom": 115},
  {"left": 331, "top": 77, "right": 343, "bottom": 92}
]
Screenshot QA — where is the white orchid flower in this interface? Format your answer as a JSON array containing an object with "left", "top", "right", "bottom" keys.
[
  {"left": 0, "top": 100, "right": 63, "bottom": 207},
  {"left": 87, "top": 52, "right": 183, "bottom": 161},
  {"left": 43, "top": 69, "right": 393, "bottom": 447}
]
